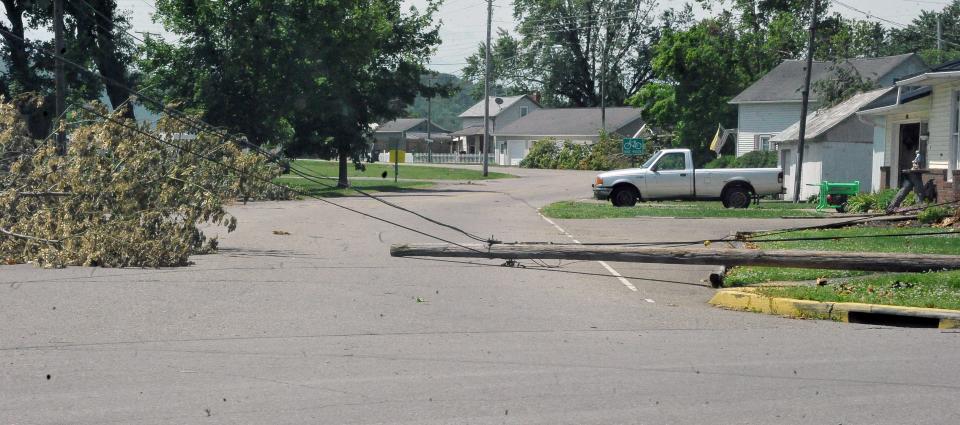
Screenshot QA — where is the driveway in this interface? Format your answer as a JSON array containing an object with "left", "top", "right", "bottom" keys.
[{"left": 2, "top": 168, "right": 958, "bottom": 424}]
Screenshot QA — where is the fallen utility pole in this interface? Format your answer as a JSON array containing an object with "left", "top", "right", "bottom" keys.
[{"left": 391, "top": 243, "right": 960, "bottom": 273}]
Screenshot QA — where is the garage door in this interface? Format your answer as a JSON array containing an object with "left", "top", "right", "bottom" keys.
[{"left": 508, "top": 140, "right": 525, "bottom": 166}]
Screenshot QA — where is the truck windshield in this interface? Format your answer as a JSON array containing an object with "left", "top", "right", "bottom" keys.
[{"left": 641, "top": 154, "right": 659, "bottom": 169}]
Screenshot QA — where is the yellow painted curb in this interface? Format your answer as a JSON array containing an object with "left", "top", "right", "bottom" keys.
[{"left": 709, "top": 289, "right": 960, "bottom": 328}]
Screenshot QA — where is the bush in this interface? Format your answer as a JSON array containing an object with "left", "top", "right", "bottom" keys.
[
  {"left": 703, "top": 150, "right": 777, "bottom": 169},
  {"left": 519, "top": 138, "right": 559, "bottom": 169},
  {"left": 847, "top": 188, "right": 918, "bottom": 213},
  {"left": 0, "top": 99, "right": 286, "bottom": 267},
  {"left": 918, "top": 206, "right": 953, "bottom": 224},
  {"left": 520, "top": 131, "right": 647, "bottom": 171}
]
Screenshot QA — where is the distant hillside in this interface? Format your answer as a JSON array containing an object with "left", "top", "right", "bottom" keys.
[{"left": 406, "top": 73, "right": 477, "bottom": 131}]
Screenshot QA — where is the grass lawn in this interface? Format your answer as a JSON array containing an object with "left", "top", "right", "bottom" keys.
[
  {"left": 541, "top": 200, "right": 824, "bottom": 219},
  {"left": 727, "top": 225, "right": 960, "bottom": 310},
  {"left": 275, "top": 175, "right": 433, "bottom": 197},
  {"left": 290, "top": 159, "right": 513, "bottom": 180},
  {"left": 756, "top": 271, "right": 960, "bottom": 310}
]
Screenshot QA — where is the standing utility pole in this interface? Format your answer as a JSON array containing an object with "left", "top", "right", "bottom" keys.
[
  {"left": 54, "top": 0, "right": 66, "bottom": 155},
  {"left": 793, "top": 0, "right": 819, "bottom": 203},
  {"left": 600, "top": 53, "right": 606, "bottom": 130},
  {"left": 937, "top": 13, "right": 943, "bottom": 63},
  {"left": 427, "top": 95, "right": 432, "bottom": 163},
  {"left": 482, "top": 0, "right": 493, "bottom": 177}
]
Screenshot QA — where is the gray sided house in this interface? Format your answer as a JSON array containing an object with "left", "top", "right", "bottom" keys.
[
  {"left": 450, "top": 94, "right": 541, "bottom": 154},
  {"left": 772, "top": 88, "right": 893, "bottom": 199},
  {"left": 730, "top": 53, "right": 927, "bottom": 158},
  {"left": 493, "top": 107, "right": 644, "bottom": 166},
  {"left": 372, "top": 118, "right": 452, "bottom": 154}
]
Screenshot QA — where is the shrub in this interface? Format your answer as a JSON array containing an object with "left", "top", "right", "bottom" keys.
[
  {"left": 519, "top": 138, "right": 560, "bottom": 169},
  {"left": 918, "top": 206, "right": 952, "bottom": 224},
  {"left": 702, "top": 150, "right": 777, "bottom": 169},
  {"left": 556, "top": 141, "right": 590, "bottom": 169},
  {"left": 0, "top": 99, "right": 285, "bottom": 267},
  {"left": 847, "top": 188, "right": 918, "bottom": 213}
]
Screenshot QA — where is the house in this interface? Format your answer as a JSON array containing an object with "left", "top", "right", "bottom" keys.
[
  {"left": 450, "top": 94, "right": 541, "bottom": 154},
  {"left": 772, "top": 87, "right": 893, "bottom": 199},
  {"left": 492, "top": 107, "right": 644, "bottom": 166},
  {"left": 730, "top": 53, "right": 928, "bottom": 158},
  {"left": 857, "top": 59, "right": 960, "bottom": 202},
  {"left": 372, "top": 118, "right": 452, "bottom": 154}
]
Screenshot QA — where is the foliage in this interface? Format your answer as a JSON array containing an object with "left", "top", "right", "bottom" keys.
[
  {"left": 886, "top": 0, "right": 960, "bottom": 65},
  {"left": 519, "top": 132, "right": 636, "bottom": 171},
  {"left": 918, "top": 206, "right": 953, "bottom": 224},
  {"left": 704, "top": 151, "right": 777, "bottom": 169},
  {"left": 1, "top": 0, "right": 140, "bottom": 125},
  {"left": 847, "top": 189, "right": 917, "bottom": 213},
  {"left": 0, "top": 99, "right": 285, "bottom": 268},
  {"left": 406, "top": 74, "right": 478, "bottom": 131},
  {"left": 142, "top": 0, "right": 444, "bottom": 186},
  {"left": 462, "top": 0, "right": 672, "bottom": 106},
  {"left": 813, "top": 65, "right": 880, "bottom": 107},
  {"left": 756, "top": 270, "right": 960, "bottom": 311},
  {"left": 519, "top": 139, "right": 560, "bottom": 169}
]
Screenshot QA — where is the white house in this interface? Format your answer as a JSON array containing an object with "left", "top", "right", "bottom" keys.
[
  {"left": 858, "top": 60, "right": 960, "bottom": 201},
  {"left": 730, "top": 54, "right": 927, "bottom": 158},
  {"left": 450, "top": 94, "right": 542, "bottom": 154},
  {"left": 492, "top": 107, "right": 644, "bottom": 166},
  {"left": 772, "top": 88, "right": 893, "bottom": 199}
]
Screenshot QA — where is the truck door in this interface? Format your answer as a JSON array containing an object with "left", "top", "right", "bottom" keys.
[{"left": 645, "top": 152, "right": 693, "bottom": 199}]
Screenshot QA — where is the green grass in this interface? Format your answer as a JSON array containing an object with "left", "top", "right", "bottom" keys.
[
  {"left": 749, "top": 226, "right": 960, "bottom": 255},
  {"left": 729, "top": 225, "right": 960, "bottom": 310},
  {"left": 275, "top": 175, "right": 433, "bottom": 197},
  {"left": 291, "top": 160, "right": 513, "bottom": 180},
  {"left": 540, "top": 200, "right": 824, "bottom": 219},
  {"left": 756, "top": 270, "right": 960, "bottom": 311}
]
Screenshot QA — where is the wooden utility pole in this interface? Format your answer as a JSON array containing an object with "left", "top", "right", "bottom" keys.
[
  {"left": 391, "top": 243, "right": 960, "bottom": 273},
  {"left": 482, "top": 0, "right": 493, "bottom": 177},
  {"left": 793, "top": 0, "right": 819, "bottom": 202},
  {"left": 54, "top": 0, "right": 66, "bottom": 155}
]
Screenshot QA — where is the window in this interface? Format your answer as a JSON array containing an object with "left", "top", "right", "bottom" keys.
[
  {"left": 953, "top": 91, "right": 960, "bottom": 173},
  {"left": 655, "top": 152, "right": 686, "bottom": 171},
  {"left": 520, "top": 106, "right": 529, "bottom": 117},
  {"left": 755, "top": 134, "right": 773, "bottom": 151}
]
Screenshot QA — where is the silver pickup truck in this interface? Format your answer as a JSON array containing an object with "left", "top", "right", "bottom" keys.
[{"left": 592, "top": 148, "right": 784, "bottom": 208}]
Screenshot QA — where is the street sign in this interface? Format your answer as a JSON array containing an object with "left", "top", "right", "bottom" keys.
[{"left": 622, "top": 138, "right": 646, "bottom": 155}]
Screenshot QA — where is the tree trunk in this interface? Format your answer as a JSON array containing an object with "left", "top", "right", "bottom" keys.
[
  {"left": 74, "top": 0, "right": 135, "bottom": 120},
  {"left": 338, "top": 151, "right": 349, "bottom": 188}
]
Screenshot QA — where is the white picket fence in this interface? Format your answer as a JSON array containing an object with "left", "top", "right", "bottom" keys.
[{"left": 376, "top": 152, "right": 495, "bottom": 164}]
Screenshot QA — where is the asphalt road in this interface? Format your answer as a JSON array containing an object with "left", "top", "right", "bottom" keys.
[{"left": 2, "top": 166, "right": 959, "bottom": 424}]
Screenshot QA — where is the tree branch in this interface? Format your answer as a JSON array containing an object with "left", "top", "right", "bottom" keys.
[{"left": 0, "top": 227, "right": 61, "bottom": 244}]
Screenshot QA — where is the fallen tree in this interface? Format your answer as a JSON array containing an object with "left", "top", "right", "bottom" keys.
[{"left": 0, "top": 98, "right": 287, "bottom": 267}]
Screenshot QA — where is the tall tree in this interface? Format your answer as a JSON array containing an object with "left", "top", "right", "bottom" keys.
[
  {"left": 462, "top": 0, "right": 667, "bottom": 107},
  {"left": 143, "top": 0, "right": 443, "bottom": 187},
  {"left": 887, "top": 0, "right": 960, "bottom": 65}
]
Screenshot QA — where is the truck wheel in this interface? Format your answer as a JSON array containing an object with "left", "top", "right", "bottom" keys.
[
  {"left": 723, "top": 187, "right": 751, "bottom": 209},
  {"left": 611, "top": 186, "right": 639, "bottom": 207}
]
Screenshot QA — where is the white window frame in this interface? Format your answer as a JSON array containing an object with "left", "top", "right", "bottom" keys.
[
  {"left": 755, "top": 134, "right": 774, "bottom": 151},
  {"left": 520, "top": 106, "right": 529, "bottom": 117},
  {"left": 952, "top": 90, "right": 960, "bottom": 180}
]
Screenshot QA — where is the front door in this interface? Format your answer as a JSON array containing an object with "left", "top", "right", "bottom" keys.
[
  {"left": 898, "top": 123, "right": 922, "bottom": 186},
  {"left": 507, "top": 140, "right": 525, "bottom": 166},
  {"left": 644, "top": 151, "right": 692, "bottom": 199}
]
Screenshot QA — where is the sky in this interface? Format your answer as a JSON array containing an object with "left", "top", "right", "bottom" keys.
[{"left": 16, "top": 0, "right": 960, "bottom": 76}]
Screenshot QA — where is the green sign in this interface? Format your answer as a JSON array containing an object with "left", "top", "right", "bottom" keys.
[{"left": 622, "top": 138, "right": 646, "bottom": 155}]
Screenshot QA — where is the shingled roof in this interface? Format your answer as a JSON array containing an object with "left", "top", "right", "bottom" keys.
[
  {"left": 772, "top": 87, "right": 893, "bottom": 143},
  {"left": 459, "top": 95, "right": 540, "bottom": 118},
  {"left": 494, "top": 107, "right": 642, "bottom": 137},
  {"left": 730, "top": 53, "right": 922, "bottom": 104},
  {"left": 375, "top": 118, "right": 450, "bottom": 133}
]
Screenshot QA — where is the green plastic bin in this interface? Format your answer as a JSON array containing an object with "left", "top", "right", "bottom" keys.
[{"left": 814, "top": 181, "right": 860, "bottom": 212}]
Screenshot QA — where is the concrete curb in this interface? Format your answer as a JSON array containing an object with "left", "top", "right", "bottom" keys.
[{"left": 709, "top": 288, "right": 960, "bottom": 329}]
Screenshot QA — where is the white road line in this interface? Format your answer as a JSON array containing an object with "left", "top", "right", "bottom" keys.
[{"left": 537, "top": 211, "right": 644, "bottom": 295}]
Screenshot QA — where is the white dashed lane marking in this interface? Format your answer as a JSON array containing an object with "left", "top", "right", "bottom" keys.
[{"left": 537, "top": 212, "right": 652, "bottom": 301}]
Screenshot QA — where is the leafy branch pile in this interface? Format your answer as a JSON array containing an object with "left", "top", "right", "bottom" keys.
[
  {"left": 519, "top": 132, "right": 653, "bottom": 171},
  {"left": 0, "top": 100, "right": 286, "bottom": 268}
]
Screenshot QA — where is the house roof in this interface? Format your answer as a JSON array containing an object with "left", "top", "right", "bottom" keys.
[
  {"left": 730, "top": 53, "right": 921, "bottom": 104},
  {"left": 494, "top": 107, "right": 643, "bottom": 137},
  {"left": 375, "top": 118, "right": 450, "bottom": 133},
  {"left": 772, "top": 87, "right": 893, "bottom": 143},
  {"left": 449, "top": 125, "right": 486, "bottom": 137},
  {"left": 459, "top": 95, "right": 540, "bottom": 118}
]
